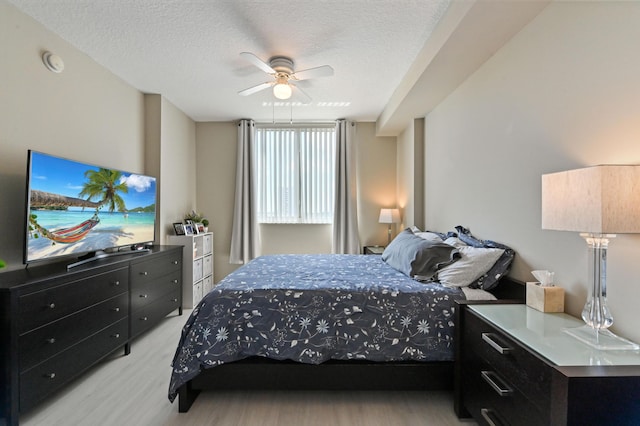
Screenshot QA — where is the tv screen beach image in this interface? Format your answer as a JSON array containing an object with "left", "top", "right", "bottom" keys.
[{"left": 26, "top": 151, "right": 156, "bottom": 263}]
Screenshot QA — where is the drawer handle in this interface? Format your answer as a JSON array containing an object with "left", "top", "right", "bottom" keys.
[
  {"left": 480, "top": 408, "right": 504, "bottom": 426},
  {"left": 112, "top": 307, "right": 120, "bottom": 312},
  {"left": 481, "top": 371, "right": 513, "bottom": 397},
  {"left": 112, "top": 333, "right": 121, "bottom": 339},
  {"left": 44, "top": 373, "right": 56, "bottom": 380},
  {"left": 113, "top": 280, "right": 121, "bottom": 286},
  {"left": 47, "top": 303, "right": 56, "bottom": 309},
  {"left": 140, "top": 294, "right": 148, "bottom": 298},
  {"left": 141, "top": 271, "right": 148, "bottom": 276},
  {"left": 482, "top": 333, "right": 512, "bottom": 354},
  {"left": 140, "top": 316, "right": 148, "bottom": 321},
  {"left": 172, "top": 260, "right": 179, "bottom": 265},
  {"left": 173, "top": 279, "right": 179, "bottom": 284},
  {"left": 172, "top": 298, "right": 178, "bottom": 302},
  {"left": 45, "top": 338, "right": 56, "bottom": 344}
]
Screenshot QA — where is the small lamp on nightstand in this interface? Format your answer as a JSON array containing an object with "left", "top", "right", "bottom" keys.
[
  {"left": 542, "top": 165, "right": 640, "bottom": 350},
  {"left": 379, "top": 208, "right": 400, "bottom": 245}
]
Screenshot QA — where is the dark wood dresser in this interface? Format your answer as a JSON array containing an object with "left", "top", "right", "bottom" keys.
[
  {"left": 129, "top": 250, "right": 182, "bottom": 339},
  {"left": 0, "top": 246, "right": 182, "bottom": 426},
  {"left": 455, "top": 303, "right": 640, "bottom": 426}
]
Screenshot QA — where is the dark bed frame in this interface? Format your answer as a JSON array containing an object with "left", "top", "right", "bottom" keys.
[{"left": 177, "top": 276, "right": 525, "bottom": 412}]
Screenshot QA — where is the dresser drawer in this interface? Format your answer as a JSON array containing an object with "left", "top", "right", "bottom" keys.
[
  {"left": 130, "top": 253, "right": 181, "bottom": 289},
  {"left": 19, "top": 318, "right": 128, "bottom": 412},
  {"left": 131, "top": 290, "right": 180, "bottom": 338},
  {"left": 130, "top": 270, "right": 181, "bottom": 310},
  {"left": 465, "top": 310, "right": 550, "bottom": 414},
  {"left": 18, "top": 267, "right": 128, "bottom": 333},
  {"left": 19, "top": 292, "right": 128, "bottom": 372}
]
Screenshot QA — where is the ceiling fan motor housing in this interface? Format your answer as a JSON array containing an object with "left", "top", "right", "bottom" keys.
[{"left": 269, "top": 56, "right": 294, "bottom": 74}]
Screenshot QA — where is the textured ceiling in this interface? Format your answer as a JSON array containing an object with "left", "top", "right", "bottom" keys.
[{"left": 9, "top": 0, "right": 451, "bottom": 123}]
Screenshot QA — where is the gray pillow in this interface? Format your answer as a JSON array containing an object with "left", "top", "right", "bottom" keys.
[{"left": 382, "top": 229, "right": 460, "bottom": 280}]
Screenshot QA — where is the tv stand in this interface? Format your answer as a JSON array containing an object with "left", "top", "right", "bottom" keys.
[
  {"left": 67, "top": 248, "right": 151, "bottom": 270},
  {"left": 0, "top": 246, "right": 183, "bottom": 426}
]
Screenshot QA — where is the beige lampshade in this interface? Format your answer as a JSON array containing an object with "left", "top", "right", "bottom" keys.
[
  {"left": 541, "top": 165, "right": 640, "bottom": 233},
  {"left": 379, "top": 208, "right": 400, "bottom": 224}
]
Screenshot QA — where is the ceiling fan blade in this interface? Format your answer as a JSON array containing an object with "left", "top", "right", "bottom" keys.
[
  {"left": 289, "top": 82, "right": 312, "bottom": 104},
  {"left": 240, "top": 52, "right": 276, "bottom": 74},
  {"left": 292, "top": 65, "right": 334, "bottom": 81},
  {"left": 238, "top": 82, "right": 273, "bottom": 96}
]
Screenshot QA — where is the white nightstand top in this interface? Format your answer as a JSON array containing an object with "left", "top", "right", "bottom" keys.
[{"left": 469, "top": 304, "right": 640, "bottom": 367}]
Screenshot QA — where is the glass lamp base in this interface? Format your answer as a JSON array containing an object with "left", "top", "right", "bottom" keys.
[{"left": 564, "top": 325, "right": 640, "bottom": 351}]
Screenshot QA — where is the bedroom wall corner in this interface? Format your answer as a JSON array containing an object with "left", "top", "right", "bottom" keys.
[
  {"left": 0, "top": 1, "right": 145, "bottom": 270},
  {"left": 356, "top": 122, "right": 398, "bottom": 247},
  {"left": 396, "top": 118, "right": 425, "bottom": 231},
  {"left": 145, "top": 95, "right": 196, "bottom": 245},
  {"left": 195, "top": 121, "right": 238, "bottom": 282}
]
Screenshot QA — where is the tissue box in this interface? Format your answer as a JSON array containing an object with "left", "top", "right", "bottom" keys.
[{"left": 526, "top": 282, "right": 564, "bottom": 313}]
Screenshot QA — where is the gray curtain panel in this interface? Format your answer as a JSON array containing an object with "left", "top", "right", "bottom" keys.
[
  {"left": 332, "top": 120, "right": 360, "bottom": 254},
  {"left": 230, "top": 119, "right": 260, "bottom": 264}
]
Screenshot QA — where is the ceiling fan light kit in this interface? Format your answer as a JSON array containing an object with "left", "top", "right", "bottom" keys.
[
  {"left": 238, "top": 52, "right": 333, "bottom": 104},
  {"left": 273, "top": 82, "right": 292, "bottom": 100}
]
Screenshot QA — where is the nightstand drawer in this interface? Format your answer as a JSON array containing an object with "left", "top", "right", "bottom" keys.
[
  {"left": 464, "top": 358, "right": 546, "bottom": 426},
  {"left": 465, "top": 310, "right": 550, "bottom": 414}
]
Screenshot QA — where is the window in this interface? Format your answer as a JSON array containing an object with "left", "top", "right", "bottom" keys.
[{"left": 254, "top": 125, "right": 336, "bottom": 224}]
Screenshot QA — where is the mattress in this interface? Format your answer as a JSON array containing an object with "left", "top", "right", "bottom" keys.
[{"left": 168, "top": 254, "right": 472, "bottom": 401}]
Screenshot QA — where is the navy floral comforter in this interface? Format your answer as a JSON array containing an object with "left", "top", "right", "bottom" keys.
[{"left": 168, "top": 254, "right": 464, "bottom": 402}]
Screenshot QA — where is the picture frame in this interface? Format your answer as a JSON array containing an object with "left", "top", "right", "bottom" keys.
[
  {"left": 173, "top": 222, "right": 185, "bottom": 236},
  {"left": 184, "top": 223, "right": 195, "bottom": 235},
  {"left": 196, "top": 222, "right": 205, "bottom": 234}
]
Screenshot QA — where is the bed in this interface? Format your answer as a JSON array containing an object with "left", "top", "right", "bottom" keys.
[{"left": 169, "top": 227, "right": 524, "bottom": 412}]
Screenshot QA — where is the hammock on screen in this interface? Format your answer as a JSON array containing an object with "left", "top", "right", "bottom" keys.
[{"left": 31, "top": 214, "right": 100, "bottom": 244}]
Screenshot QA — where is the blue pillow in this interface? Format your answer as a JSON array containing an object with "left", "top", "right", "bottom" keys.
[
  {"left": 454, "top": 226, "right": 515, "bottom": 290},
  {"left": 382, "top": 228, "right": 460, "bottom": 280}
]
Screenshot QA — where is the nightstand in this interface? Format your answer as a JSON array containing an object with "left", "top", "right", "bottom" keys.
[
  {"left": 455, "top": 303, "right": 640, "bottom": 425},
  {"left": 363, "top": 245, "right": 385, "bottom": 255}
]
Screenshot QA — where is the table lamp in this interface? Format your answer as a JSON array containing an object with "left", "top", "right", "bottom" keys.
[
  {"left": 379, "top": 208, "right": 400, "bottom": 245},
  {"left": 541, "top": 165, "right": 640, "bottom": 350}
]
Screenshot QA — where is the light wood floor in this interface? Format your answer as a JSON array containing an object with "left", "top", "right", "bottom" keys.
[{"left": 21, "top": 310, "right": 478, "bottom": 426}]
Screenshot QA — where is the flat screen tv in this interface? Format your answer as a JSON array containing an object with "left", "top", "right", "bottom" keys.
[{"left": 24, "top": 150, "right": 157, "bottom": 268}]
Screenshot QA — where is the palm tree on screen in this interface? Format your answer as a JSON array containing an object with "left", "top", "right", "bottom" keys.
[{"left": 79, "top": 168, "right": 128, "bottom": 213}]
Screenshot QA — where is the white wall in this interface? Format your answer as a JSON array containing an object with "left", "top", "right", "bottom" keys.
[
  {"left": 423, "top": 1, "right": 640, "bottom": 343},
  {"left": 0, "top": 2, "right": 195, "bottom": 270},
  {"left": 195, "top": 121, "right": 238, "bottom": 281},
  {"left": 396, "top": 118, "right": 425, "bottom": 230},
  {"left": 356, "top": 122, "right": 398, "bottom": 246},
  {"left": 158, "top": 96, "right": 196, "bottom": 243}
]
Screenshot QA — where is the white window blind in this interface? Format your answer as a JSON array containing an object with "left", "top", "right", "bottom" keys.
[{"left": 254, "top": 125, "right": 336, "bottom": 224}]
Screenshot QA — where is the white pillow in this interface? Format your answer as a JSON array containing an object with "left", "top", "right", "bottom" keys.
[
  {"left": 414, "top": 232, "right": 444, "bottom": 243},
  {"left": 436, "top": 246, "right": 504, "bottom": 288},
  {"left": 443, "top": 236, "right": 467, "bottom": 249}
]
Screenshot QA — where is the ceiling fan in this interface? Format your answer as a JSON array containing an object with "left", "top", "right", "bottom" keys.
[{"left": 238, "top": 52, "right": 334, "bottom": 104}]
